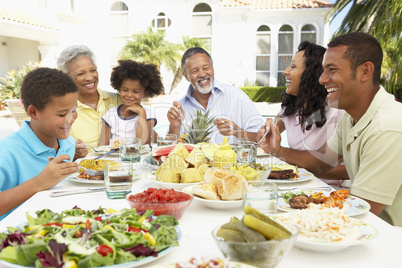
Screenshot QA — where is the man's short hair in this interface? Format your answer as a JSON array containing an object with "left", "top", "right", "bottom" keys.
[
  {"left": 21, "top": 68, "right": 78, "bottom": 111},
  {"left": 181, "top": 47, "right": 213, "bottom": 74},
  {"left": 328, "top": 32, "right": 383, "bottom": 85}
]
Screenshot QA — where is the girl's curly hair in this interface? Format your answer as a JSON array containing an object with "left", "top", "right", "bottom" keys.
[
  {"left": 110, "top": 60, "right": 164, "bottom": 98},
  {"left": 280, "top": 41, "right": 327, "bottom": 130}
]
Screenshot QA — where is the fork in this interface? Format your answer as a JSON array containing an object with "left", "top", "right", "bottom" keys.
[
  {"left": 86, "top": 145, "right": 101, "bottom": 152},
  {"left": 257, "top": 130, "right": 270, "bottom": 146},
  {"left": 180, "top": 114, "right": 188, "bottom": 132},
  {"left": 257, "top": 118, "right": 278, "bottom": 146},
  {"left": 222, "top": 121, "right": 239, "bottom": 132}
]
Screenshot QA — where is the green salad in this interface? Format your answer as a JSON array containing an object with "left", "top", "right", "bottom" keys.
[
  {"left": 0, "top": 206, "right": 179, "bottom": 268},
  {"left": 280, "top": 191, "right": 309, "bottom": 204}
]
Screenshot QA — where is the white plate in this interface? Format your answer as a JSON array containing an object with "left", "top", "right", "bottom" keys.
[
  {"left": 145, "top": 172, "right": 200, "bottom": 190},
  {"left": 66, "top": 173, "right": 105, "bottom": 184},
  {"left": 273, "top": 215, "right": 378, "bottom": 253},
  {"left": 257, "top": 147, "right": 270, "bottom": 157},
  {"left": 278, "top": 189, "right": 371, "bottom": 216},
  {"left": 267, "top": 168, "right": 313, "bottom": 183},
  {"left": 0, "top": 223, "right": 181, "bottom": 268},
  {"left": 150, "top": 260, "right": 256, "bottom": 268},
  {"left": 66, "top": 170, "right": 142, "bottom": 185},
  {"left": 182, "top": 186, "right": 243, "bottom": 209},
  {"left": 93, "top": 145, "right": 151, "bottom": 156}
]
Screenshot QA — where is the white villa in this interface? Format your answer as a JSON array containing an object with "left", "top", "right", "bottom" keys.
[{"left": 0, "top": 0, "right": 332, "bottom": 92}]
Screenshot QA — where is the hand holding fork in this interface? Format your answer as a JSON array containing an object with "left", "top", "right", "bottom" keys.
[{"left": 257, "top": 117, "right": 278, "bottom": 148}]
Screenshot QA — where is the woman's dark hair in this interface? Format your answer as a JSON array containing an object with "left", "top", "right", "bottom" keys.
[
  {"left": 280, "top": 41, "right": 327, "bottom": 130},
  {"left": 110, "top": 60, "right": 164, "bottom": 98}
]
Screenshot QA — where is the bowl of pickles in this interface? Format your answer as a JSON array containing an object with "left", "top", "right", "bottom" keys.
[{"left": 211, "top": 206, "right": 298, "bottom": 268}]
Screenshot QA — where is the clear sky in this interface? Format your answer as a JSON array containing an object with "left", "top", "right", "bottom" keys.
[{"left": 328, "top": 0, "right": 352, "bottom": 38}]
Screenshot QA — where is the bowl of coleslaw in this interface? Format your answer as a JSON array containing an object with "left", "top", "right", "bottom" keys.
[{"left": 273, "top": 204, "right": 378, "bottom": 252}]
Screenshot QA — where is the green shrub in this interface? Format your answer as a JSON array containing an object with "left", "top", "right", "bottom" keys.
[
  {"left": 0, "top": 62, "right": 41, "bottom": 103},
  {"left": 240, "top": 86, "right": 286, "bottom": 102}
]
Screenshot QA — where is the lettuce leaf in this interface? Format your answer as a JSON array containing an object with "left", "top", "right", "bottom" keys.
[
  {"left": 76, "top": 252, "right": 114, "bottom": 268},
  {"left": 0, "top": 246, "right": 17, "bottom": 264},
  {"left": 15, "top": 240, "right": 47, "bottom": 266},
  {"left": 153, "top": 225, "right": 179, "bottom": 252}
]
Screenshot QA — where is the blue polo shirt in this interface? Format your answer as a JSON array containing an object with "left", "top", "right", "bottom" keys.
[{"left": 0, "top": 121, "right": 75, "bottom": 220}]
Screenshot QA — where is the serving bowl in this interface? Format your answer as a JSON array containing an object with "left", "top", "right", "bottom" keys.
[
  {"left": 227, "top": 163, "right": 271, "bottom": 181},
  {"left": 211, "top": 222, "right": 298, "bottom": 268},
  {"left": 126, "top": 189, "right": 193, "bottom": 220}
]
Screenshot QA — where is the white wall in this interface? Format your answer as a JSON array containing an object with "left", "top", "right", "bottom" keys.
[
  {"left": 4, "top": 37, "right": 40, "bottom": 72},
  {"left": 0, "top": 0, "right": 331, "bottom": 89},
  {"left": 0, "top": 36, "right": 9, "bottom": 76}
]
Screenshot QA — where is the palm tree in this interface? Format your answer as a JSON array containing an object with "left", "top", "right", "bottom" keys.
[
  {"left": 119, "top": 27, "right": 181, "bottom": 93},
  {"left": 326, "top": 0, "right": 402, "bottom": 95},
  {"left": 169, "top": 36, "right": 210, "bottom": 94}
]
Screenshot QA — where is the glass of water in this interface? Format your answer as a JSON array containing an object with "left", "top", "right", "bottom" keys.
[
  {"left": 236, "top": 141, "right": 257, "bottom": 164},
  {"left": 120, "top": 138, "right": 141, "bottom": 162},
  {"left": 104, "top": 162, "right": 133, "bottom": 199},
  {"left": 157, "top": 134, "right": 177, "bottom": 147},
  {"left": 243, "top": 181, "right": 278, "bottom": 215}
]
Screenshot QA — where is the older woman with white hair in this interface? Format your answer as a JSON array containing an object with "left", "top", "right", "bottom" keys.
[{"left": 57, "top": 45, "right": 121, "bottom": 149}]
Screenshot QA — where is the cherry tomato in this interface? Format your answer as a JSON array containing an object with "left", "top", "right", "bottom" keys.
[
  {"left": 94, "top": 216, "right": 102, "bottom": 222},
  {"left": 75, "top": 230, "right": 82, "bottom": 238},
  {"left": 127, "top": 226, "right": 146, "bottom": 233},
  {"left": 85, "top": 219, "right": 91, "bottom": 229},
  {"left": 96, "top": 244, "right": 113, "bottom": 257}
]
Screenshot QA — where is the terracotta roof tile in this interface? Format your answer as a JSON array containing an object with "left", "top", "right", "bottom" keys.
[
  {"left": 0, "top": 4, "right": 59, "bottom": 31},
  {"left": 219, "top": 0, "right": 333, "bottom": 9}
]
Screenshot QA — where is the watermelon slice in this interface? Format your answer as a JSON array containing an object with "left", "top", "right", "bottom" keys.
[{"left": 151, "top": 144, "right": 195, "bottom": 164}]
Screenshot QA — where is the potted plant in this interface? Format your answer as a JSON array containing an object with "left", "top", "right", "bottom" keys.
[{"left": 0, "top": 62, "right": 41, "bottom": 125}]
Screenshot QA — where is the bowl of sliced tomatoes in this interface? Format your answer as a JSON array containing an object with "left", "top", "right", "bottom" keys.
[{"left": 126, "top": 188, "right": 193, "bottom": 220}]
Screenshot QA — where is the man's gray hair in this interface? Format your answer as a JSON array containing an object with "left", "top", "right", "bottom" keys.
[
  {"left": 57, "top": 45, "right": 97, "bottom": 73},
  {"left": 181, "top": 47, "right": 212, "bottom": 74}
]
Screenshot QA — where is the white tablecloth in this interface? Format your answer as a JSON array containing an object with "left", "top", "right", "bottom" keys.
[{"left": 1, "top": 154, "right": 401, "bottom": 268}]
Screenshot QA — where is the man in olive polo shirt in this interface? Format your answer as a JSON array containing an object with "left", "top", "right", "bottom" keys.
[{"left": 258, "top": 32, "right": 402, "bottom": 226}]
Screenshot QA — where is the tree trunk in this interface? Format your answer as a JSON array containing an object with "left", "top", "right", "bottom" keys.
[{"left": 169, "top": 68, "right": 183, "bottom": 94}]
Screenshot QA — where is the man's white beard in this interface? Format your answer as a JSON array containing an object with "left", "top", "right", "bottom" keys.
[{"left": 195, "top": 76, "right": 214, "bottom": 94}]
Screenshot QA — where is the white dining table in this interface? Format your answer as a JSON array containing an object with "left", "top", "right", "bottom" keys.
[{"left": 1, "top": 152, "right": 401, "bottom": 268}]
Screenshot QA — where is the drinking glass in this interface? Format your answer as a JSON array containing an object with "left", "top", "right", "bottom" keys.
[
  {"left": 120, "top": 138, "right": 141, "bottom": 162},
  {"left": 104, "top": 162, "right": 133, "bottom": 199},
  {"left": 243, "top": 181, "right": 278, "bottom": 214},
  {"left": 157, "top": 134, "right": 177, "bottom": 147},
  {"left": 236, "top": 141, "right": 257, "bottom": 163}
]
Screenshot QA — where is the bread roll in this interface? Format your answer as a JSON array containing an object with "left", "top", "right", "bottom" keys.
[
  {"left": 204, "top": 167, "right": 231, "bottom": 187},
  {"left": 217, "top": 173, "right": 246, "bottom": 200},
  {"left": 192, "top": 183, "right": 220, "bottom": 200}
]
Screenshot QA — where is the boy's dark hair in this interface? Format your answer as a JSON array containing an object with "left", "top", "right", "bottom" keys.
[
  {"left": 181, "top": 47, "right": 213, "bottom": 74},
  {"left": 110, "top": 60, "right": 164, "bottom": 98},
  {"left": 281, "top": 41, "right": 327, "bottom": 130},
  {"left": 328, "top": 32, "right": 383, "bottom": 86},
  {"left": 21, "top": 67, "right": 78, "bottom": 112}
]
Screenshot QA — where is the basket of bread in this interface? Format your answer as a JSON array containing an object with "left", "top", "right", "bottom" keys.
[{"left": 192, "top": 167, "right": 246, "bottom": 201}]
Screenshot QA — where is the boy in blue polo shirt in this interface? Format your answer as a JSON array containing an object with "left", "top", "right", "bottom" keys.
[{"left": 0, "top": 68, "right": 80, "bottom": 220}]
